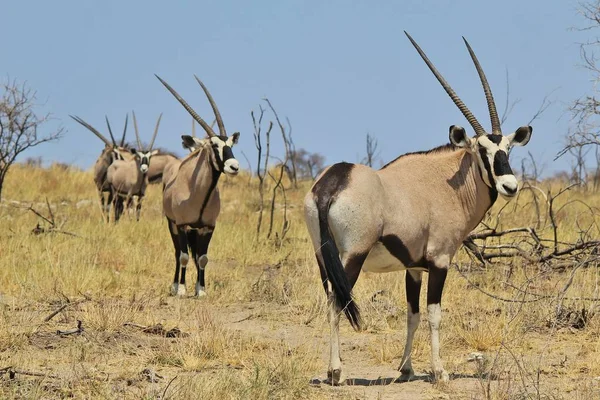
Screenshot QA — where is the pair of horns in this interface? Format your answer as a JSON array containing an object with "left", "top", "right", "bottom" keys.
[
  {"left": 132, "top": 111, "right": 162, "bottom": 151},
  {"left": 70, "top": 114, "right": 129, "bottom": 147},
  {"left": 405, "top": 31, "right": 501, "bottom": 136},
  {"left": 155, "top": 74, "right": 226, "bottom": 139}
]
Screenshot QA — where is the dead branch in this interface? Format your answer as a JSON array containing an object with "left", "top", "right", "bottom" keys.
[
  {"left": 19, "top": 199, "right": 79, "bottom": 237},
  {"left": 0, "top": 366, "right": 59, "bottom": 380},
  {"left": 123, "top": 322, "right": 189, "bottom": 338},
  {"left": 43, "top": 297, "right": 90, "bottom": 323},
  {"left": 57, "top": 320, "right": 84, "bottom": 336}
]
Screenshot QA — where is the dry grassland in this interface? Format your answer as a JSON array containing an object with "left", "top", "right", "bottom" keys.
[{"left": 1, "top": 163, "right": 600, "bottom": 399}]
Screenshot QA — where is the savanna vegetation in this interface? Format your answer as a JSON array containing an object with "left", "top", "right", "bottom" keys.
[{"left": 0, "top": 161, "right": 599, "bottom": 400}]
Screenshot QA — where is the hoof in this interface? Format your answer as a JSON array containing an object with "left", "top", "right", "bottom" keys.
[
  {"left": 434, "top": 370, "right": 450, "bottom": 383},
  {"left": 195, "top": 283, "right": 206, "bottom": 297},
  {"left": 397, "top": 368, "right": 414, "bottom": 382},
  {"left": 325, "top": 369, "right": 346, "bottom": 386},
  {"left": 171, "top": 284, "right": 186, "bottom": 297}
]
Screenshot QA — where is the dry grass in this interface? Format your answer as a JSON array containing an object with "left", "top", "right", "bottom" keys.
[{"left": 1, "top": 163, "right": 600, "bottom": 399}]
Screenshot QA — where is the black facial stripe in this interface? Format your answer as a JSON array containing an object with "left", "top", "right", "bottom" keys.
[
  {"left": 486, "top": 134, "right": 502, "bottom": 145},
  {"left": 222, "top": 146, "right": 234, "bottom": 162},
  {"left": 141, "top": 156, "right": 149, "bottom": 166},
  {"left": 493, "top": 150, "right": 513, "bottom": 176},
  {"left": 478, "top": 147, "right": 495, "bottom": 186}
]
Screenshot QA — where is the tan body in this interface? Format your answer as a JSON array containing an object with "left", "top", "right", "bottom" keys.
[
  {"left": 304, "top": 32, "right": 534, "bottom": 385},
  {"left": 107, "top": 159, "right": 147, "bottom": 199},
  {"left": 147, "top": 152, "right": 179, "bottom": 184},
  {"left": 93, "top": 146, "right": 133, "bottom": 192},
  {"left": 163, "top": 143, "right": 221, "bottom": 228},
  {"left": 156, "top": 75, "right": 240, "bottom": 298}
]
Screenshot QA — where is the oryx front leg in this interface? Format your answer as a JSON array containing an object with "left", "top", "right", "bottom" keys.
[
  {"left": 427, "top": 263, "right": 449, "bottom": 382},
  {"left": 398, "top": 270, "right": 422, "bottom": 381},
  {"left": 188, "top": 229, "right": 213, "bottom": 297},
  {"left": 175, "top": 226, "right": 190, "bottom": 296},
  {"left": 168, "top": 221, "right": 188, "bottom": 297}
]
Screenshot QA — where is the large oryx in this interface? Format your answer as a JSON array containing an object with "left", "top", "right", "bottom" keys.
[
  {"left": 71, "top": 115, "right": 132, "bottom": 222},
  {"left": 304, "top": 32, "right": 533, "bottom": 385},
  {"left": 156, "top": 75, "right": 240, "bottom": 297},
  {"left": 107, "top": 113, "right": 162, "bottom": 222}
]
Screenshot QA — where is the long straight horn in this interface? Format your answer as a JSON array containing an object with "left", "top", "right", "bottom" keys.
[
  {"left": 149, "top": 113, "right": 162, "bottom": 150},
  {"left": 463, "top": 37, "right": 501, "bottom": 135},
  {"left": 404, "top": 31, "right": 486, "bottom": 137},
  {"left": 194, "top": 75, "right": 226, "bottom": 136},
  {"left": 105, "top": 116, "right": 117, "bottom": 145},
  {"left": 132, "top": 111, "right": 143, "bottom": 149},
  {"left": 120, "top": 114, "right": 129, "bottom": 147},
  {"left": 192, "top": 118, "right": 196, "bottom": 137},
  {"left": 155, "top": 74, "right": 216, "bottom": 137},
  {"left": 70, "top": 115, "right": 113, "bottom": 147}
]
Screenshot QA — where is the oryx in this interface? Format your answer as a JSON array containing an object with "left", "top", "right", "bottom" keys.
[
  {"left": 303, "top": 32, "right": 533, "bottom": 385},
  {"left": 156, "top": 75, "right": 240, "bottom": 297},
  {"left": 106, "top": 113, "right": 162, "bottom": 222},
  {"left": 70, "top": 114, "right": 132, "bottom": 222}
]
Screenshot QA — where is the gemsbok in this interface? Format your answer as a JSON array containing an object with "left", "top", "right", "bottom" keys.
[
  {"left": 304, "top": 32, "right": 533, "bottom": 385},
  {"left": 71, "top": 114, "right": 132, "bottom": 222},
  {"left": 107, "top": 113, "right": 162, "bottom": 222},
  {"left": 156, "top": 75, "right": 240, "bottom": 297}
]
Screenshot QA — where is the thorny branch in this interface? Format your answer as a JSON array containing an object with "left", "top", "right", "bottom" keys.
[{"left": 459, "top": 184, "right": 600, "bottom": 324}]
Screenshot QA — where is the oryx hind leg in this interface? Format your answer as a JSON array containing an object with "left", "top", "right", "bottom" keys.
[
  {"left": 187, "top": 229, "right": 213, "bottom": 297},
  {"left": 322, "top": 251, "right": 367, "bottom": 386},
  {"left": 167, "top": 220, "right": 185, "bottom": 296},
  {"left": 99, "top": 189, "right": 110, "bottom": 223},
  {"left": 398, "top": 270, "right": 422, "bottom": 381},
  {"left": 135, "top": 195, "right": 143, "bottom": 221},
  {"left": 427, "top": 260, "right": 449, "bottom": 382},
  {"left": 114, "top": 195, "right": 125, "bottom": 223}
]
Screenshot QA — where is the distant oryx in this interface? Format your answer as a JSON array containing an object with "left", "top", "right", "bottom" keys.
[
  {"left": 107, "top": 113, "right": 162, "bottom": 222},
  {"left": 156, "top": 75, "right": 240, "bottom": 297},
  {"left": 71, "top": 114, "right": 132, "bottom": 222},
  {"left": 304, "top": 32, "right": 533, "bottom": 385}
]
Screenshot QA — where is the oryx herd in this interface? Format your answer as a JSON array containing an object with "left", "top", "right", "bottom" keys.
[{"left": 71, "top": 33, "right": 533, "bottom": 385}]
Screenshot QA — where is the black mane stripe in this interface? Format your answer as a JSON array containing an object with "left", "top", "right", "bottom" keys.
[{"left": 380, "top": 143, "right": 457, "bottom": 170}]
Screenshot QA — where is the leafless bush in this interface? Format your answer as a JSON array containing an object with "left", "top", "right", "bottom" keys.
[{"left": 0, "top": 78, "right": 63, "bottom": 200}]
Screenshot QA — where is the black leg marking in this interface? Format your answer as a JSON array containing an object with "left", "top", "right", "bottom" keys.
[
  {"left": 406, "top": 270, "right": 422, "bottom": 314},
  {"left": 196, "top": 231, "right": 213, "bottom": 289},
  {"left": 114, "top": 196, "right": 124, "bottom": 222},
  {"left": 427, "top": 264, "right": 448, "bottom": 306},
  {"left": 343, "top": 252, "right": 367, "bottom": 290},
  {"left": 136, "top": 195, "right": 143, "bottom": 221},
  {"left": 315, "top": 250, "right": 329, "bottom": 295},
  {"left": 167, "top": 219, "right": 181, "bottom": 287},
  {"left": 177, "top": 226, "right": 189, "bottom": 286}
]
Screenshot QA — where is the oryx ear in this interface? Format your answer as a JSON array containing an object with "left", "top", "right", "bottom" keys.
[
  {"left": 449, "top": 125, "right": 472, "bottom": 148},
  {"left": 129, "top": 148, "right": 138, "bottom": 154},
  {"left": 229, "top": 132, "right": 240, "bottom": 146},
  {"left": 507, "top": 126, "right": 532, "bottom": 147},
  {"left": 181, "top": 135, "right": 196, "bottom": 150},
  {"left": 150, "top": 149, "right": 159, "bottom": 156}
]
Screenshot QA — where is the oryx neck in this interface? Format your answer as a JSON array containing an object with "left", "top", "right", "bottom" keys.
[{"left": 455, "top": 150, "right": 496, "bottom": 230}]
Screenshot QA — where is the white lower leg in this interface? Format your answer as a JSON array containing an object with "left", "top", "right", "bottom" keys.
[
  {"left": 427, "top": 303, "right": 448, "bottom": 381},
  {"left": 195, "top": 255, "right": 208, "bottom": 297},
  {"left": 399, "top": 304, "right": 420, "bottom": 378},
  {"left": 327, "top": 294, "right": 345, "bottom": 385}
]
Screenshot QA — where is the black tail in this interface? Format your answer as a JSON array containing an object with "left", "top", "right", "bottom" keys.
[{"left": 317, "top": 204, "right": 361, "bottom": 331}]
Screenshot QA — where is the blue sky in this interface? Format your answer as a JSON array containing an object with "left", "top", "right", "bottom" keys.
[{"left": 1, "top": 0, "right": 594, "bottom": 176}]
